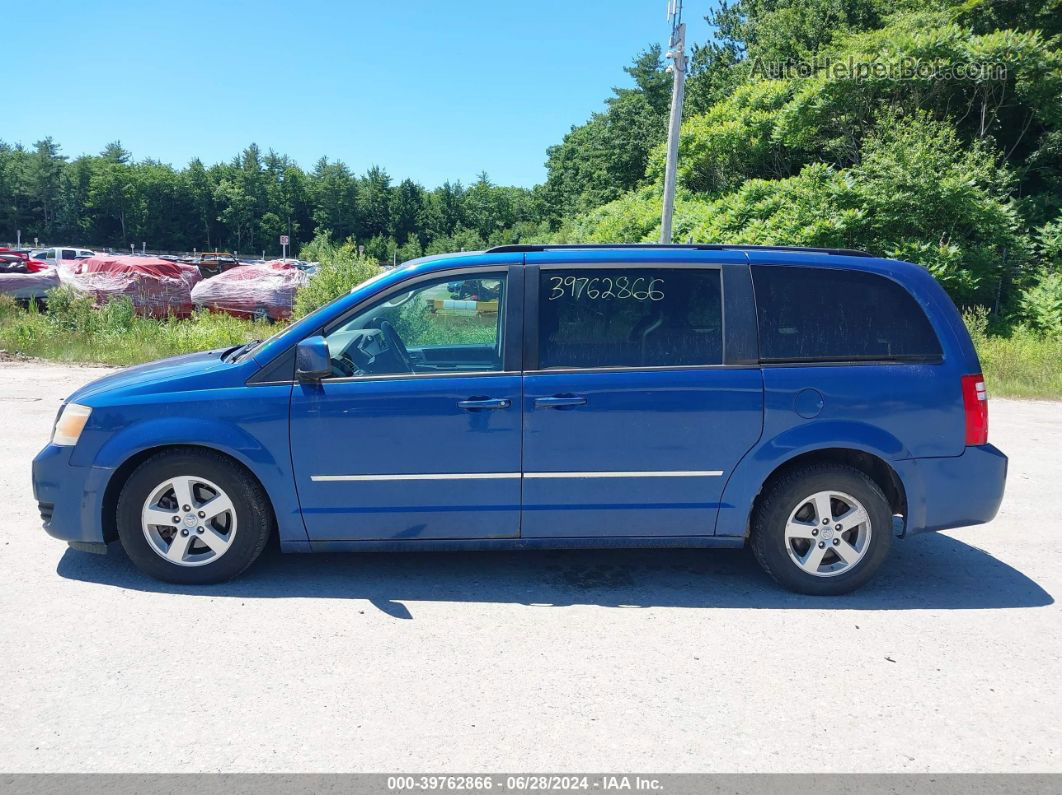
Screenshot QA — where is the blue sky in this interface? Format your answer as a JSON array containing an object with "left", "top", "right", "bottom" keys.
[{"left": 6, "top": 0, "right": 713, "bottom": 188}]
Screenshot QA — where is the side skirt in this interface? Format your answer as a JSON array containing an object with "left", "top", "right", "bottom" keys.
[{"left": 280, "top": 535, "right": 747, "bottom": 554}]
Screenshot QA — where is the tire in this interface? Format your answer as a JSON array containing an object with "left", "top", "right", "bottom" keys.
[
  {"left": 749, "top": 463, "right": 892, "bottom": 595},
  {"left": 116, "top": 448, "right": 273, "bottom": 584}
]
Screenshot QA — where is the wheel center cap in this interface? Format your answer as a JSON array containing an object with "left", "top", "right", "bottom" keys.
[
  {"left": 822, "top": 526, "right": 835, "bottom": 540},
  {"left": 183, "top": 514, "right": 198, "bottom": 528}
]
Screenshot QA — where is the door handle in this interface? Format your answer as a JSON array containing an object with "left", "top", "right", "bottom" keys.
[
  {"left": 534, "top": 395, "right": 588, "bottom": 409},
  {"left": 457, "top": 397, "right": 511, "bottom": 410}
]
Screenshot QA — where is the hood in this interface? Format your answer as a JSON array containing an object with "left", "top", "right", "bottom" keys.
[{"left": 66, "top": 348, "right": 239, "bottom": 404}]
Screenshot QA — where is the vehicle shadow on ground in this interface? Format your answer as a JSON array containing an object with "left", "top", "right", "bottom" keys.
[{"left": 56, "top": 532, "right": 1052, "bottom": 617}]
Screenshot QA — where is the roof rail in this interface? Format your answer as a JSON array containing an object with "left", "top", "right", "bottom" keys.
[{"left": 485, "top": 243, "right": 874, "bottom": 258}]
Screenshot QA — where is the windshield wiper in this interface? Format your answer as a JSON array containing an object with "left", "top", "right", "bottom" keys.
[{"left": 225, "top": 339, "right": 262, "bottom": 363}]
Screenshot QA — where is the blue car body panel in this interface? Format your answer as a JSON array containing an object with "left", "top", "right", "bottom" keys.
[
  {"left": 893, "top": 444, "right": 1008, "bottom": 535},
  {"left": 31, "top": 246, "right": 1007, "bottom": 554},
  {"left": 290, "top": 375, "right": 523, "bottom": 540},
  {"left": 35, "top": 350, "right": 305, "bottom": 545},
  {"left": 522, "top": 368, "right": 764, "bottom": 537}
]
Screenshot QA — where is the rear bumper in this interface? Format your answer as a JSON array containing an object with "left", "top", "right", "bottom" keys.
[
  {"left": 31, "top": 444, "right": 112, "bottom": 544},
  {"left": 896, "top": 444, "right": 1008, "bottom": 536}
]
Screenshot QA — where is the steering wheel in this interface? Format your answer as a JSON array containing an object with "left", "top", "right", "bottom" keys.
[
  {"left": 378, "top": 319, "right": 414, "bottom": 373},
  {"left": 333, "top": 354, "right": 358, "bottom": 378}
]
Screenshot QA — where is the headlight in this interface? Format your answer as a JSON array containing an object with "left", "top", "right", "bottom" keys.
[{"left": 52, "top": 403, "right": 92, "bottom": 446}]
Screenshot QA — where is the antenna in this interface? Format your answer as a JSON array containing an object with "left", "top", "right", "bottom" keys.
[
  {"left": 659, "top": 0, "right": 686, "bottom": 243},
  {"left": 667, "top": 0, "right": 681, "bottom": 30}
]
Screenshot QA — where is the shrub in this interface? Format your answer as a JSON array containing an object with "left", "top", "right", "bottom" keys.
[
  {"left": 552, "top": 187, "right": 665, "bottom": 244},
  {"left": 646, "top": 80, "right": 797, "bottom": 194},
  {"left": 98, "top": 295, "right": 137, "bottom": 333},
  {"left": 0, "top": 294, "right": 18, "bottom": 322},
  {"left": 45, "top": 286, "right": 97, "bottom": 333},
  {"left": 1036, "top": 214, "right": 1062, "bottom": 269},
  {"left": 293, "top": 232, "right": 381, "bottom": 318},
  {"left": 568, "top": 114, "right": 1028, "bottom": 306},
  {"left": 1018, "top": 270, "right": 1062, "bottom": 337}
]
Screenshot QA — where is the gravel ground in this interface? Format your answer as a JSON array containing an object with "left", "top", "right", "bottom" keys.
[{"left": 0, "top": 361, "right": 1058, "bottom": 773}]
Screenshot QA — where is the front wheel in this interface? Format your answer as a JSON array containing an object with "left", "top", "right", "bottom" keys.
[
  {"left": 749, "top": 464, "right": 892, "bottom": 595},
  {"left": 116, "top": 448, "right": 273, "bottom": 584}
]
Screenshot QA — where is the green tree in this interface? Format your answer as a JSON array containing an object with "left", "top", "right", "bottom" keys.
[
  {"left": 541, "top": 47, "right": 670, "bottom": 223},
  {"left": 357, "top": 166, "right": 392, "bottom": 240},
  {"left": 214, "top": 178, "right": 255, "bottom": 253},
  {"left": 311, "top": 157, "right": 359, "bottom": 242},
  {"left": 87, "top": 142, "right": 139, "bottom": 244},
  {"left": 392, "top": 178, "right": 425, "bottom": 245}
]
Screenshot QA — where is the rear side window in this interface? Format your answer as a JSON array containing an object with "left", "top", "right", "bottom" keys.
[
  {"left": 61, "top": 249, "right": 76, "bottom": 259},
  {"left": 752, "top": 265, "right": 942, "bottom": 362},
  {"left": 538, "top": 268, "right": 722, "bottom": 369}
]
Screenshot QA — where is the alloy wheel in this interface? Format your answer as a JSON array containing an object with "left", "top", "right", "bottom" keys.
[
  {"left": 141, "top": 475, "right": 238, "bottom": 567},
  {"left": 783, "top": 490, "right": 872, "bottom": 578}
]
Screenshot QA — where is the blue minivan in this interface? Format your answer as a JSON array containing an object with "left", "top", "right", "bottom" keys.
[{"left": 32, "top": 244, "right": 1008, "bottom": 595}]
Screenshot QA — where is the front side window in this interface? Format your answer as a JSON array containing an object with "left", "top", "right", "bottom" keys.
[
  {"left": 322, "top": 274, "right": 506, "bottom": 377},
  {"left": 752, "top": 265, "right": 943, "bottom": 362},
  {"left": 538, "top": 268, "right": 723, "bottom": 369},
  {"left": 61, "top": 249, "right": 76, "bottom": 259}
]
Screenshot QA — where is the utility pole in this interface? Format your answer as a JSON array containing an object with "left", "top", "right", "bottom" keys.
[{"left": 659, "top": 0, "right": 686, "bottom": 244}]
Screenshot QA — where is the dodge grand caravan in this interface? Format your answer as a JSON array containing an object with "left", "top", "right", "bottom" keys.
[{"left": 32, "top": 244, "right": 1008, "bottom": 595}]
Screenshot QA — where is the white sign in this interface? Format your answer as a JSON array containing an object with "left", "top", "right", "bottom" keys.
[{"left": 279, "top": 235, "right": 290, "bottom": 246}]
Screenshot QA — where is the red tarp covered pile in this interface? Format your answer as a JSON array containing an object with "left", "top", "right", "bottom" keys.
[
  {"left": 0, "top": 268, "right": 61, "bottom": 299},
  {"left": 191, "top": 262, "right": 309, "bottom": 321},
  {"left": 58, "top": 256, "right": 202, "bottom": 317}
]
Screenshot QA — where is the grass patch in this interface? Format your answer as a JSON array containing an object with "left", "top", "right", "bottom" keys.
[
  {"left": 976, "top": 333, "right": 1062, "bottom": 398},
  {"left": 964, "top": 309, "right": 1062, "bottom": 399},
  {"left": 0, "top": 291, "right": 274, "bottom": 367}
]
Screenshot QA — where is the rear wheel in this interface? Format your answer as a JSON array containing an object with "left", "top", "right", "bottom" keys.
[
  {"left": 750, "top": 464, "right": 892, "bottom": 595},
  {"left": 116, "top": 448, "right": 272, "bottom": 584}
]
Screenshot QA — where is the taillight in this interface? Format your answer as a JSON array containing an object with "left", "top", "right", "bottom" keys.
[{"left": 961, "top": 374, "right": 988, "bottom": 446}]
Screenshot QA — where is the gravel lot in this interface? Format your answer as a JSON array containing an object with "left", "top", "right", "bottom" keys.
[{"left": 1, "top": 361, "right": 1059, "bottom": 773}]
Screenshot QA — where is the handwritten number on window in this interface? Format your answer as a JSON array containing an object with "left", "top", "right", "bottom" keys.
[{"left": 547, "top": 275, "right": 664, "bottom": 301}]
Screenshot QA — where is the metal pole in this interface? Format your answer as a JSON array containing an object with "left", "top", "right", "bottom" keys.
[{"left": 659, "top": 20, "right": 686, "bottom": 244}]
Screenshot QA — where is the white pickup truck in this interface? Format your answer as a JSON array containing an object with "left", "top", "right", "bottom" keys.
[{"left": 29, "top": 247, "right": 95, "bottom": 265}]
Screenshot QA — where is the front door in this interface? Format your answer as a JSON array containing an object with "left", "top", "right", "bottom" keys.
[
  {"left": 290, "top": 270, "right": 522, "bottom": 541},
  {"left": 521, "top": 261, "right": 764, "bottom": 538}
]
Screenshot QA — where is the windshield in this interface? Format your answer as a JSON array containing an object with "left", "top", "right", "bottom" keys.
[{"left": 233, "top": 267, "right": 397, "bottom": 362}]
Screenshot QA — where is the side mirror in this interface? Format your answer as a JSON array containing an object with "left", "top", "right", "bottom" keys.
[{"left": 295, "top": 336, "right": 332, "bottom": 381}]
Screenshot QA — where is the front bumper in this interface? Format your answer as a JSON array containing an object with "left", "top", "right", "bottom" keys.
[
  {"left": 31, "top": 444, "right": 113, "bottom": 544},
  {"left": 896, "top": 443, "right": 1008, "bottom": 536}
]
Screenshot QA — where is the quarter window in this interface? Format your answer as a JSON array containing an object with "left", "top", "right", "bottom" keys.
[
  {"left": 537, "top": 268, "right": 723, "bottom": 369},
  {"left": 751, "top": 265, "right": 942, "bottom": 362},
  {"left": 322, "top": 274, "right": 506, "bottom": 377}
]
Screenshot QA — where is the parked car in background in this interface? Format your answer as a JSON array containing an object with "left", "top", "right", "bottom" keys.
[
  {"left": 1, "top": 250, "right": 49, "bottom": 272},
  {"left": 56, "top": 255, "right": 201, "bottom": 317},
  {"left": 190, "top": 261, "right": 309, "bottom": 321},
  {"left": 0, "top": 265, "right": 60, "bottom": 301},
  {"left": 0, "top": 254, "right": 31, "bottom": 274},
  {"left": 195, "top": 252, "right": 242, "bottom": 278},
  {"left": 29, "top": 247, "right": 95, "bottom": 265},
  {"left": 32, "top": 244, "right": 1006, "bottom": 594}
]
